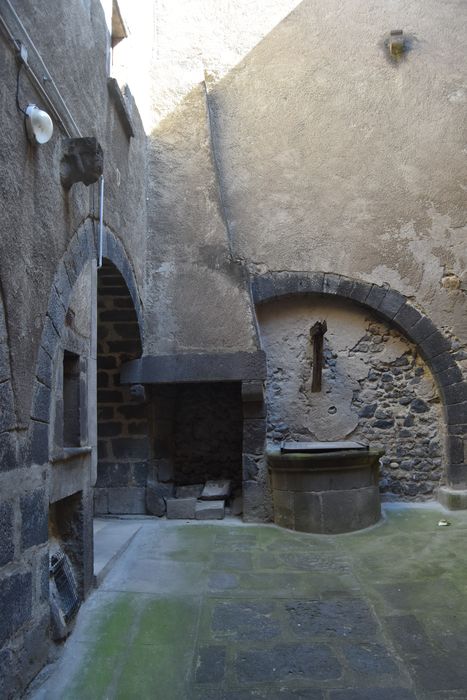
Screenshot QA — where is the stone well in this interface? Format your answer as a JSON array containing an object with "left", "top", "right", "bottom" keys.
[{"left": 267, "top": 441, "right": 384, "bottom": 534}]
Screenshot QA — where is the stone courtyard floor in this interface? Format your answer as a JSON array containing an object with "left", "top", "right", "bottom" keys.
[{"left": 30, "top": 504, "right": 467, "bottom": 700}]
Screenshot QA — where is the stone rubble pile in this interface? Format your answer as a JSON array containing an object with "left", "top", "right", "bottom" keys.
[{"left": 147, "top": 479, "right": 242, "bottom": 520}]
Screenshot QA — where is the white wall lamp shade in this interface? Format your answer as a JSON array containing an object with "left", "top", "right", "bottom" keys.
[{"left": 25, "top": 104, "right": 53, "bottom": 144}]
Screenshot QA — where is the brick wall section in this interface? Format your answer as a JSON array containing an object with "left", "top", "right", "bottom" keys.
[{"left": 95, "top": 261, "right": 149, "bottom": 514}]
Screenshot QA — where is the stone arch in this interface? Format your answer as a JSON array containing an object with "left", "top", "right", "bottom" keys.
[
  {"left": 251, "top": 271, "right": 467, "bottom": 497},
  {"left": 29, "top": 219, "right": 144, "bottom": 464}
]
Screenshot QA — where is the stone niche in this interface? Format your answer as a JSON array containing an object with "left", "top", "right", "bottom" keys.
[
  {"left": 149, "top": 382, "right": 244, "bottom": 506},
  {"left": 171, "top": 383, "right": 243, "bottom": 489},
  {"left": 257, "top": 297, "right": 446, "bottom": 500}
]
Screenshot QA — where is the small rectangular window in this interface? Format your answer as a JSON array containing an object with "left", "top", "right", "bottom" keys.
[{"left": 63, "top": 351, "right": 81, "bottom": 447}]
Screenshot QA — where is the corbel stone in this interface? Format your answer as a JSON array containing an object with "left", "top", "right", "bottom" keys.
[{"left": 60, "top": 137, "right": 103, "bottom": 189}]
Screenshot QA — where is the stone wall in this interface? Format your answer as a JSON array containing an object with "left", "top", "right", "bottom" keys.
[
  {"left": 95, "top": 261, "right": 149, "bottom": 515},
  {"left": 121, "top": 0, "right": 467, "bottom": 364},
  {"left": 258, "top": 297, "right": 445, "bottom": 500},
  {"left": 0, "top": 1, "right": 147, "bottom": 694}
]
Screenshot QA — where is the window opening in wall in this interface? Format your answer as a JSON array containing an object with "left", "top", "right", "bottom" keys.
[{"left": 63, "top": 351, "right": 81, "bottom": 447}]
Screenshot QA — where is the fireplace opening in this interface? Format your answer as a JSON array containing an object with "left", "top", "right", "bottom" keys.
[
  {"left": 149, "top": 381, "right": 244, "bottom": 519},
  {"left": 172, "top": 382, "right": 243, "bottom": 491}
]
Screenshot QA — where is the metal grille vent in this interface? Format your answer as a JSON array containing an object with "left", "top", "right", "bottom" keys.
[{"left": 50, "top": 549, "right": 80, "bottom": 623}]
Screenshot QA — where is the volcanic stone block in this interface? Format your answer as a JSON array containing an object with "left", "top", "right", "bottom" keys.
[
  {"left": 166, "top": 497, "right": 196, "bottom": 519},
  {"left": 438, "top": 486, "right": 467, "bottom": 510},
  {"left": 235, "top": 643, "right": 341, "bottom": 683},
  {"left": 384, "top": 614, "right": 431, "bottom": 655},
  {"left": 393, "top": 303, "right": 422, "bottom": 332},
  {"left": 108, "top": 487, "right": 146, "bottom": 514},
  {"left": 93, "top": 488, "right": 109, "bottom": 514},
  {"left": 200, "top": 480, "right": 231, "bottom": 501},
  {"left": 231, "top": 496, "right": 243, "bottom": 516},
  {"left": 410, "top": 317, "right": 438, "bottom": 343},
  {"left": 342, "top": 641, "right": 399, "bottom": 674},
  {"left": 329, "top": 690, "right": 416, "bottom": 700},
  {"left": 0, "top": 648, "right": 18, "bottom": 700},
  {"left": 146, "top": 489, "right": 165, "bottom": 516},
  {"left": 331, "top": 276, "right": 352, "bottom": 300},
  {"left": 420, "top": 332, "right": 451, "bottom": 359},
  {"left": 111, "top": 437, "right": 150, "bottom": 460},
  {"left": 443, "top": 382, "right": 467, "bottom": 406},
  {"left": 195, "top": 645, "right": 226, "bottom": 683},
  {"left": 250, "top": 274, "right": 277, "bottom": 303},
  {"left": 348, "top": 280, "right": 372, "bottom": 304},
  {"left": 447, "top": 402, "right": 467, "bottom": 424},
  {"left": 36, "top": 346, "right": 52, "bottom": 387},
  {"left": 0, "top": 382, "right": 16, "bottom": 432},
  {"left": 243, "top": 454, "right": 260, "bottom": 480},
  {"left": 242, "top": 401, "right": 266, "bottom": 418},
  {"left": 436, "top": 365, "right": 463, "bottom": 387},
  {"left": 157, "top": 458, "right": 175, "bottom": 482},
  {"left": 243, "top": 480, "right": 272, "bottom": 522},
  {"left": 0, "top": 431, "right": 16, "bottom": 472},
  {"left": 146, "top": 482, "right": 174, "bottom": 516},
  {"left": 40, "top": 316, "right": 60, "bottom": 358},
  {"left": 0, "top": 501, "right": 14, "bottom": 566},
  {"left": 285, "top": 598, "right": 378, "bottom": 638},
  {"left": 377, "top": 289, "right": 406, "bottom": 319},
  {"left": 243, "top": 419, "right": 266, "bottom": 454},
  {"left": 447, "top": 435, "right": 464, "bottom": 464},
  {"left": 195, "top": 500, "right": 225, "bottom": 520},
  {"left": 241, "top": 380, "right": 264, "bottom": 403},
  {"left": 319, "top": 487, "right": 381, "bottom": 534},
  {"left": 212, "top": 601, "right": 280, "bottom": 640},
  {"left": 365, "top": 285, "right": 389, "bottom": 309},
  {"left": 323, "top": 272, "right": 341, "bottom": 294},
  {"left": 0, "top": 572, "right": 32, "bottom": 646},
  {"left": 176, "top": 484, "right": 203, "bottom": 499},
  {"left": 19, "top": 614, "right": 50, "bottom": 688},
  {"left": 21, "top": 490, "right": 48, "bottom": 550}
]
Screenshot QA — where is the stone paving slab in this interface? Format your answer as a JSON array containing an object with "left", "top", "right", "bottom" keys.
[{"left": 28, "top": 505, "right": 467, "bottom": 699}]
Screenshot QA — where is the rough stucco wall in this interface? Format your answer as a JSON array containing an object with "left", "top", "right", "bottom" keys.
[
  {"left": 208, "top": 0, "right": 467, "bottom": 344},
  {"left": 139, "top": 1, "right": 302, "bottom": 355},
  {"left": 0, "top": 0, "right": 146, "bottom": 425},
  {"left": 144, "top": 82, "right": 257, "bottom": 354},
  {"left": 133, "top": 0, "right": 467, "bottom": 355},
  {"left": 258, "top": 297, "right": 445, "bottom": 499}
]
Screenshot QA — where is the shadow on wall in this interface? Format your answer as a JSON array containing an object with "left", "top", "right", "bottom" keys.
[
  {"left": 95, "top": 258, "right": 149, "bottom": 516},
  {"left": 0, "top": 286, "right": 16, "bottom": 469},
  {"left": 144, "top": 81, "right": 257, "bottom": 355}
]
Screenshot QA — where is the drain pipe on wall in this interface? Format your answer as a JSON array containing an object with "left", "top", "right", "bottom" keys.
[{"left": 97, "top": 175, "right": 105, "bottom": 269}]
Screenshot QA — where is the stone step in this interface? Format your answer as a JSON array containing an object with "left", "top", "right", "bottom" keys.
[
  {"left": 195, "top": 500, "right": 225, "bottom": 520},
  {"left": 93, "top": 519, "right": 142, "bottom": 586}
]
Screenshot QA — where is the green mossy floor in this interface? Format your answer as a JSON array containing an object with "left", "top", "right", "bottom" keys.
[{"left": 31, "top": 505, "right": 467, "bottom": 699}]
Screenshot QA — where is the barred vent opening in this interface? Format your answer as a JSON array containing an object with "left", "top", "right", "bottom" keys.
[{"left": 50, "top": 549, "right": 80, "bottom": 624}]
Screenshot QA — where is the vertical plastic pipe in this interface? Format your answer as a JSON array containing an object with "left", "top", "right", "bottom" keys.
[{"left": 98, "top": 175, "right": 104, "bottom": 268}]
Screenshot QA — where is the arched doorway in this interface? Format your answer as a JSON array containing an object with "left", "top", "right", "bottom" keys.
[{"left": 95, "top": 259, "right": 148, "bottom": 515}]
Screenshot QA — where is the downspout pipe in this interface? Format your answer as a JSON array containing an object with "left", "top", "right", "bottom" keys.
[{"left": 98, "top": 175, "right": 104, "bottom": 269}]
